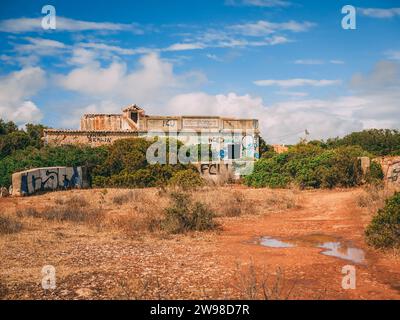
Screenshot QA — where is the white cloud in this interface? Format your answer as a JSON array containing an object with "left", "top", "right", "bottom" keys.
[
  {"left": 294, "top": 59, "right": 345, "bottom": 65},
  {"left": 166, "top": 92, "right": 363, "bottom": 144},
  {"left": 385, "top": 50, "right": 400, "bottom": 61},
  {"left": 225, "top": 0, "right": 292, "bottom": 7},
  {"left": 330, "top": 59, "right": 345, "bottom": 65},
  {"left": 229, "top": 20, "right": 315, "bottom": 36},
  {"left": 0, "top": 67, "right": 45, "bottom": 124},
  {"left": 359, "top": 7, "right": 400, "bottom": 18},
  {"left": 58, "top": 52, "right": 206, "bottom": 110},
  {"left": 294, "top": 59, "right": 324, "bottom": 65},
  {"left": 254, "top": 78, "right": 341, "bottom": 87},
  {"left": 165, "top": 43, "right": 206, "bottom": 51},
  {"left": 0, "top": 16, "right": 143, "bottom": 34},
  {"left": 276, "top": 91, "right": 309, "bottom": 97},
  {"left": 166, "top": 61, "right": 400, "bottom": 143},
  {"left": 78, "top": 42, "right": 151, "bottom": 55},
  {"left": 13, "top": 37, "right": 68, "bottom": 56}
]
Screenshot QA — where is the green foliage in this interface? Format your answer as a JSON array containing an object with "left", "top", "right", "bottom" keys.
[
  {"left": 0, "top": 131, "right": 31, "bottom": 158},
  {"left": 169, "top": 168, "right": 204, "bottom": 190},
  {"left": 328, "top": 129, "right": 400, "bottom": 156},
  {"left": 0, "top": 145, "right": 108, "bottom": 187},
  {"left": 245, "top": 144, "right": 370, "bottom": 189},
  {"left": 162, "top": 192, "right": 217, "bottom": 233},
  {"left": 91, "top": 138, "right": 201, "bottom": 188},
  {"left": 0, "top": 120, "right": 48, "bottom": 159},
  {"left": 365, "top": 192, "right": 400, "bottom": 249},
  {"left": 0, "top": 119, "right": 18, "bottom": 135},
  {"left": 0, "top": 134, "right": 203, "bottom": 189},
  {"left": 366, "top": 161, "right": 384, "bottom": 185}
]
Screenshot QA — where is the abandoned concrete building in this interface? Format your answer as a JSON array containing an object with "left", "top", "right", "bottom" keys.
[{"left": 43, "top": 105, "right": 260, "bottom": 163}]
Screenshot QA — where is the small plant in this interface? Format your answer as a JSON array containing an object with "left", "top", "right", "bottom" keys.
[
  {"left": 169, "top": 169, "right": 204, "bottom": 190},
  {"left": 366, "top": 161, "right": 384, "bottom": 185},
  {"left": 365, "top": 192, "right": 400, "bottom": 249},
  {"left": 232, "top": 262, "right": 296, "bottom": 300},
  {"left": 162, "top": 192, "right": 217, "bottom": 233},
  {"left": 16, "top": 196, "right": 104, "bottom": 227},
  {"left": 16, "top": 207, "right": 40, "bottom": 218},
  {"left": 0, "top": 215, "right": 22, "bottom": 235},
  {"left": 112, "top": 191, "right": 138, "bottom": 205}
]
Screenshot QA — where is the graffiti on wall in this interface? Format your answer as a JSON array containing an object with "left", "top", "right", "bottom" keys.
[
  {"left": 387, "top": 160, "right": 400, "bottom": 183},
  {"left": 87, "top": 133, "right": 112, "bottom": 144},
  {"left": 200, "top": 163, "right": 230, "bottom": 176},
  {"left": 12, "top": 166, "right": 87, "bottom": 196}
]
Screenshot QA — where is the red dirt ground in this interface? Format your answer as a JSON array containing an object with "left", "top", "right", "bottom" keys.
[{"left": 0, "top": 187, "right": 399, "bottom": 299}]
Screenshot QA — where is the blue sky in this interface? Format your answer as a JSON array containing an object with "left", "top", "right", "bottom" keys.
[{"left": 0, "top": 0, "right": 399, "bottom": 143}]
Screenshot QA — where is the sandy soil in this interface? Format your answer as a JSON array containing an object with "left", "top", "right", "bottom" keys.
[{"left": 0, "top": 187, "right": 399, "bottom": 300}]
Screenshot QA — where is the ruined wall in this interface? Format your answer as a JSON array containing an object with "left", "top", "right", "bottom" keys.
[
  {"left": 43, "top": 130, "right": 140, "bottom": 147},
  {"left": 80, "top": 114, "right": 123, "bottom": 131},
  {"left": 377, "top": 156, "right": 400, "bottom": 187},
  {"left": 12, "top": 166, "right": 89, "bottom": 196},
  {"left": 196, "top": 162, "right": 235, "bottom": 184}
]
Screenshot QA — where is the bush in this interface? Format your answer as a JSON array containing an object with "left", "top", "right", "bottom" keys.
[
  {"left": 365, "top": 192, "right": 400, "bottom": 249},
  {"left": 91, "top": 138, "right": 202, "bottom": 189},
  {"left": 169, "top": 169, "right": 204, "bottom": 190},
  {"left": 245, "top": 144, "right": 367, "bottom": 189},
  {"left": 112, "top": 191, "right": 138, "bottom": 205},
  {"left": 328, "top": 129, "right": 400, "bottom": 156},
  {"left": 366, "top": 161, "right": 384, "bottom": 184},
  {"left": 0, "top": 145, "right": 108, "bottom": 187},
  {"left": 0, "top": 216, "right": 22, "bottom": 235},
  {"left": 162, "top": 192, "right": 217, "bottom": 233}
]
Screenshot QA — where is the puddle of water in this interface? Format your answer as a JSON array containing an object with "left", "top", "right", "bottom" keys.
[
  {"left": 257, "top": 234, "right": 366, "bottom": 264},
  {"left": 259, "top": 236, "right": 295, "bottom": 248},
  {"left": 318, "top": 242, "right": 365, "bottom": 264}
]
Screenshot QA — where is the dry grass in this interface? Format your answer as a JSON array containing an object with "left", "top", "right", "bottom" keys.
[
  {"left": 111, "top": 190, "right": 139, "bottom": 205},
  {"left": 356, "top": 184, "right": 393, "bottom": 216},
  {"left": 7, "top": 186, "right": 302, "bottom": 238},
  {"left": 0, "top": 215, "right": 23, "bottom": 235},
  {"left": 16, "top": 195, "right": 105, "bottom": 228},
  {"left": 191, "top": 187, "right": 302, "bottom": 217},
  {"left": 232, "top": 261, "right": 296, "bottom": 300}
]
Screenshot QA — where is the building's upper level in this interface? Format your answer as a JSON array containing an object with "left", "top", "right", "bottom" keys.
[{"left": 80, "top": 104, "right": 259, "bottom": 133}]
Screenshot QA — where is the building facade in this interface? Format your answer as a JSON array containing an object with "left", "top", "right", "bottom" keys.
[{"left": 43, "top": 104, "right": 260, "bottom": 162}]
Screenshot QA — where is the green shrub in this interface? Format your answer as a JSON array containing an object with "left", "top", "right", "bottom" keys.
[
  {"left": 162, "top": 192, "right": 217, "bottom": 233},
  {"left": 245, "top": 144, "right": 366, "bottom": 189},
  {"left": 169, "top": 169, "right": 204, "bottom": 190},
  {"left": 91, "top": 138, "right": 197, "bottom": 188},
  {"left": 0, "top": 145, "right": 108, "bottom": 187},
  {"left": 365, "top": 192, "right": 400, "bottom": 249},
  {"left": 366, "top": 161, "right": 384, "bottom": 184}
]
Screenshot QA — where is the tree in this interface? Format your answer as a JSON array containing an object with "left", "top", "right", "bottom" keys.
[{"left": 0, "top": 119, "right": 18, "bottom": 135}]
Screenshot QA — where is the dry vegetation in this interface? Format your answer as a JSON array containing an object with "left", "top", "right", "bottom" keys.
[
  {"left": 356, "top": 184, "right": 394, "bottom": 215},
  {"left": 232, "top": 261, "right": 297, "bottom": 300},
  {"left": 0, "top": 186, "right": 305, "bottom": 299}
]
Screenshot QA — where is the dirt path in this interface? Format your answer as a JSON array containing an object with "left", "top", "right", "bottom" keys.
[
  {"left": 215, "top": 188, "right": 400, "bottom": 299},
  {"left": 0, "top": 187, "right": 399, "bottom": 299}
]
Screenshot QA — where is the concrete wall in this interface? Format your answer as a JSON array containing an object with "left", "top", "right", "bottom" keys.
[
  {"left": 196, "top": 162, "right": 235, "bottom": 184},
  {"left": 12, "top": 166, "right": 89, "bottom": 196},
  {"left": 377, "top": 156, "right": 400, "bottom": 186},
  {"left": 43, "top": 130, "right": 140, "bottom": 147}
]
